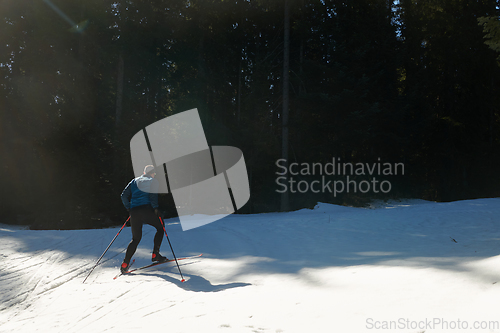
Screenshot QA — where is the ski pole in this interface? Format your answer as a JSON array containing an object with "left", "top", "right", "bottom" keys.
[
  {"left": 159, "top": 216, "right": 185, "bottom": 282},
  {"left": 83, "top": 216, "right": 130, "bottom": 283}
]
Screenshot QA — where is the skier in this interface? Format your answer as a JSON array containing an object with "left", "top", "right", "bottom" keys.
[{"left": 120, "top": 165, "right": 168, "bottom": 273}]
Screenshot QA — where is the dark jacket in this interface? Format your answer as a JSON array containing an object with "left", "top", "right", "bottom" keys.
[{"left": 121, "top": 175, "right": 159, "bottom": 210}]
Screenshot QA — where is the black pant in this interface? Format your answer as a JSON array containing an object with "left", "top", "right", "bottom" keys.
[{"left": 124, "top": 205, "right": 163, "bottom": 264}]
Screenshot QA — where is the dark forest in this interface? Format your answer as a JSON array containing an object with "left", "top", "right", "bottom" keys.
[{"left": 1, "top": 0, "right": 500, "bottom": 229}]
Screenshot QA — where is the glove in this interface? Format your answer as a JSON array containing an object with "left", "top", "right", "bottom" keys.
[{"left": 154, "top": 208, "right": 162, "bottom": 218}]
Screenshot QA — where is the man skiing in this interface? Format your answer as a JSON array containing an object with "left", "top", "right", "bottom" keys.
[{"left": 120, "top": 165, "right": 168, "bottom": 273}]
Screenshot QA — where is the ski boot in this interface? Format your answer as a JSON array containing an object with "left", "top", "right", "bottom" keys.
[
  {"left": 152, "top": 252, "right": 168, "bottom": 263},
  {"left": 120, "top": 261, "right": 130, "bottom": 274}
]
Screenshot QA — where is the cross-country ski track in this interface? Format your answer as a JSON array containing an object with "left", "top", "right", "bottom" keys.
[{"left": 1, "top": 199, "right": 500, "bottom": 332}]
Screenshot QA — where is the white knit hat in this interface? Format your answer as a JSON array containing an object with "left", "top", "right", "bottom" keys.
[{"left": 143, "top": 165, "right": 155, "bottom": 175}]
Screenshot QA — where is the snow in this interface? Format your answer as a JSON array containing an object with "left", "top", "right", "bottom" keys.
[{"left": 1, "top": 198, "right": 500, "bottom": 332}]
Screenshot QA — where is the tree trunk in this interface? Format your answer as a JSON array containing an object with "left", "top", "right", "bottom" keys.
[
  {"left": 281, "top": 0, "right": 290, "bottom": 212},
  {"left": 115, "top": 53, "right": 124, "bottom": 129},
  {"left": 113, "top": 53, "right": 125, "bottom": 187},
  {"left": 237, "top": 56, "right": 242, "bottom": 126}
]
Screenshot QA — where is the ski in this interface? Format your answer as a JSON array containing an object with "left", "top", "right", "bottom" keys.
[
  {"left": 113, "top": 259, "right": 135, "bottom": 280},
  {"left": 113, "top": 254, "right": 202, "bottom": 279}
]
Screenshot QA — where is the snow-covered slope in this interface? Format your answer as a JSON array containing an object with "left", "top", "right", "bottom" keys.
[{"left": 1, "top": 199, "right": 500, "bottom": 332}]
